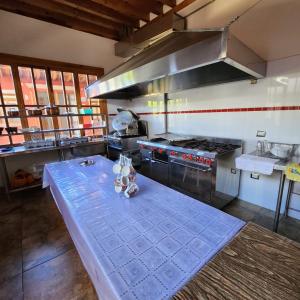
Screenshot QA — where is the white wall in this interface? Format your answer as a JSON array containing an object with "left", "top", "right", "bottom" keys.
[
  {"left": 0, "top": 10, "right": 124, "bottom": 73},
  {"left": 107, "top": 55, "right": 300, "bottom": 219}
]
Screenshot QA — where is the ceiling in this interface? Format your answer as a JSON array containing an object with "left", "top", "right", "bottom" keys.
[
  {"left": 231, "top": 0, "right": 300, "bottom": 61},
  {"left": 0, "top": 0, "right": 198, "bottom": 41},
  {"left": 0, "top": 0, "right": 299, "bottom": 62},
  {"left": 185, "top": 0, "right": 300, "bottom": 61}
]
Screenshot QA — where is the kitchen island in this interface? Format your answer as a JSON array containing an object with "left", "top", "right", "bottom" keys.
[
  {"left": 43, "top": 155, "right": 300, "bottom": 300},
  {"left": 43, "top": 155, "right": 244, "bottom": 300}
]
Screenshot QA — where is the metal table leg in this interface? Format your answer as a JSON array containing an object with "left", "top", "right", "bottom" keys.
[
  {"left": 273, "top": 172, "right": 286, "bottom": 232},
  {"left": 58, "top": 149, "right": 65, "bottom": 161},
  {"left": 0, "top": 157, "right": 10, "bottom": 199},
  {"left": 284, "top": 180, "right": 294, "bottom": 217}
]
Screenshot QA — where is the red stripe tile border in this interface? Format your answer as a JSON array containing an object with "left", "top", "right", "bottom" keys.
[{"left": 108, "top": 106, "right": 300, "bottom": 117}]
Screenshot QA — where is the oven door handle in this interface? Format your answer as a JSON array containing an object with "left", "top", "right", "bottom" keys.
[
  {"left": 151, "top": 159, "right": 168, "bottom": 164},
  {"left": 170, "top": 159, "right": 212, "bottom": 172}
]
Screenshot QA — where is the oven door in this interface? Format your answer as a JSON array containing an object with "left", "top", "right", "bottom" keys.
[
  {"left": 139, "top": 148, "right": 152, "bottom": 178},
  {"left": 150, "top": 159, "right": 169, "bottom": 185},
  {"left": 150, "top": 150, "right": 169, "bottom": 185},
  {"left": 107, "top": 146, "right": 122, "bottom": 161},
  {"left": 169, "top": 157, "right": 212, "bottom": 203}
]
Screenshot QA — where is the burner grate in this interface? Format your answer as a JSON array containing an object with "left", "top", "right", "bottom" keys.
[{"left": 170, "top": 139, "right": 239, "bottom": 154}]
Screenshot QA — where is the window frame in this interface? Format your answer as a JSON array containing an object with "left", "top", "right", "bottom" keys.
[{"left": 0, "top": 53, "right": 106, "bottom": 146}]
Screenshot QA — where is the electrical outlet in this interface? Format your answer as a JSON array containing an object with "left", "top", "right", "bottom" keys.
[
  {"left": 256, "top": 130, "right": 266, "bottom": 137},
  {"left": 251, "top": 173, "right": 260, "bottom": 180}
]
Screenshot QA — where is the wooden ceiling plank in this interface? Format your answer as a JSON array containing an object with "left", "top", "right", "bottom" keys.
[
  {"left": 119, "top": 0, "right": 198, "bottom": 43},
  {"left": 157, "top": 0, "right": 177, "bottom": 7},
  {"left": 135, "top": 0, "right": 197, "bottom": 32},
  {"left": 173, "top": 0, "right": 199, "bottom": 13},
  {"left": 115, "top": 13, "right": 185, "bottom": 57},
  {"left": 0, "top": 0, "right": 119, "bottom": 40},
  {"left": 125, "top": 0, "right": 163, "bottom": 15},
  {"left": 91, "top": 0, "right": 151, "bottom": 22},
  {"left": 19, "top": 0, "right": 122, "bottom": 31},
  {"left": 56, "top": 0, "right": 140, "bottom": 28}
]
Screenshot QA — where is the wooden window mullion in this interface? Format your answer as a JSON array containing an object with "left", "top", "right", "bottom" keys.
[
  {"left": 45, "top": 68, "right": 59, "bottom": 131},
  {"left": 11, "top": 65, "right": 29, "bottom": 141},
  {"left": 0, "top": 82, "right": 12, "bottom": 145},
  {"left": 74, "top": 72, "right": 84, "bottom": 137},
  {"left": 31, "top": 68, "right": 45, "bottom": 140},
  {"left": 61, "top": 71, "right": 71, "bottom": 137},
  {"left": 86, "top": 74, "right": 95, "bottom": 136},
  {"left": 100, "top": 99, "right": 108, "bottom": 136}
]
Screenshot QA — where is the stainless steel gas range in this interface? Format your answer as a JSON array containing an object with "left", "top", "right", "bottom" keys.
[
  {"left": 107, "top": 134, "right": 147, "bottom": 166},
  {"left": 137, "top": 133, "right": 242, "bottom": 209}
]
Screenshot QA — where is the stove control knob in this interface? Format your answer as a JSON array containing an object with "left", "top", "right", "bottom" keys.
[{"left": 205, "top": 159, "right": 211, "bottom": 166}]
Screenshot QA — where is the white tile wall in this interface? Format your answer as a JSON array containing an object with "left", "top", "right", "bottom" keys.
[{"left": 107, "top": 55, "right": 300, "bottom": 220}]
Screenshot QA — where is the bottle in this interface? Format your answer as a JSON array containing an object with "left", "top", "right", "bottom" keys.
[{"left": 257, "top": 140, "right": 264, "bottom": 153}]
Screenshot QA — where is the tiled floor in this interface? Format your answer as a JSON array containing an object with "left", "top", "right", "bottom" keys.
[
  {"left": 223, "top": 198, "right": 300, "bottom": 243},
  {"left": 0, "top": 189, "right": 97, "bottom": 300},
  {"left": 0, "top": 188, "right": 299, "bottom": 299}
]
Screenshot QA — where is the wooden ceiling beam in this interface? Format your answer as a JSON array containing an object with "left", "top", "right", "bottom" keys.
[
  {"left": 173, "top": 0, "right": 201, "bottom": 13},
  {"left": 115, "top": 13, "right": 185, "bottom": 57},
  {"left": 116, "top": 0, "right": 199, "bottom": 52},
  {"left": 157, "top": 0, "right": 177, "bottom": 7},
  {"left": 0, "top": 53, "right": 104, "bottom": 76},
  {"left": 56, "top": 0, "right": 140, "bottom": 28},
  {"left": 125, "top": 0, "right": 163, "bottom": 16},
  {"left": 0, "top": 0, "right": 119, "bottom": 40},
  {"left": 91, "top": 0, "right": 151, "bottom": 22},
  {"left": 19, "top": 0, "right": 122, "bottom": 31},
  {"left": 134, "top": 0, "right": 198, "bottom": 31}
]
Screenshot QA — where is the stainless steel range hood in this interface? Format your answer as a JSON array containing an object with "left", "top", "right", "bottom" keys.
[{"left": 86, "top": 28, "right": 266, "bottom": 99}]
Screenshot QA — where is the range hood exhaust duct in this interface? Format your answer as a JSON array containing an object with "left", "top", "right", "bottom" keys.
[{"left": 86, "top": 28, "right": 266, "bottom": 99}]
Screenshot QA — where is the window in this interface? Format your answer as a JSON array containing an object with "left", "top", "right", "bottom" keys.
[
  {"left": 33, "top": 68, "right": 54, "bottom": 139},
  {"left": 0, "top": 64, "right": 23, "bottom": 145},
  {"left": 0, "top": 55, "right": 106, "bottom": 146},
  {"left": 78, "top": 73, "right": 105, "bottom": 137},
  {"left": 50, "top": 70, "right": 81, "bottom": 138}
]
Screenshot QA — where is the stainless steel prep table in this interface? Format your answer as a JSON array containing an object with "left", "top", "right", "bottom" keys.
[{"left": 0, "top": 139, "right": 106, "bottom": 196}]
